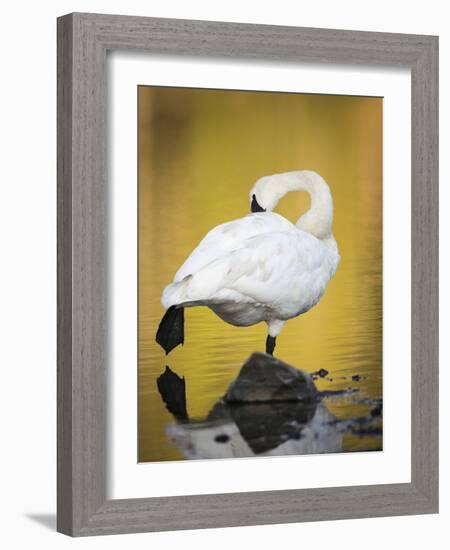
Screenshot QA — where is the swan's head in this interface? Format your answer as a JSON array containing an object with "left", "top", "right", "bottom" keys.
[
  {"left": 249, "top": 175, "right": 286, "bottom": 213},
  {"left": 248, "top": 171, "right": 334, "bottom": 238}
]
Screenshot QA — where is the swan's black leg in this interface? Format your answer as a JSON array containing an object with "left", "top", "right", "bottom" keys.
[
  {"left": 156, "top": 306, "right": 185, "bottom": 355},
  {"left": 266, "top": 335, "right": 276, "bottom": 355}
]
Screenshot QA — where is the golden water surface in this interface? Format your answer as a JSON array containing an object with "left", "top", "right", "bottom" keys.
[{"left": 138, "top": 86, "right": 382, "bottom": 462}]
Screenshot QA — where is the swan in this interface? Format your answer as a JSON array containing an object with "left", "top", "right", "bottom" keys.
[{"left": 156, "top": 170, "right": 340, "bottom": 356}]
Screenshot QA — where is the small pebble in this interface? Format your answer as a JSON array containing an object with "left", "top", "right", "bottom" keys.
[{"left": 370, "top": 404, "right": 382, "bottom": 417}]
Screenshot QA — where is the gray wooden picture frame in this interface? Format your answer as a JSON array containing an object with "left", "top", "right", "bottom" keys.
[{"left": 57, "top": 12, "right": 439, "bottom": 537}]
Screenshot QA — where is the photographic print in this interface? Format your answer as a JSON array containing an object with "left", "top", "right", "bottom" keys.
[{"left": 138, "top": 86, "right": 382, "bottom": 463}]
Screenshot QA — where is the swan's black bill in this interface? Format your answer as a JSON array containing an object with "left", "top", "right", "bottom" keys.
[
  {"left": 266, "top": 335, "right": 276, "bottom": 355},
  {"left": 251, "top": 194, "right": 266, "bottom": 213},
  {"left": 156, "top": 305, "right": 184, "bottom": 354}
]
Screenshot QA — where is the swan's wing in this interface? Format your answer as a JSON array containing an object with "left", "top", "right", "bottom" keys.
[
  {"left": 173, "top": 213, "right": 294, "bottom": 283},
  {"left": 164, "top": 230, "right": 331, "bottom": 308},
  {"left": 208, "top": 232, "right": 330, "bottom": 305}
]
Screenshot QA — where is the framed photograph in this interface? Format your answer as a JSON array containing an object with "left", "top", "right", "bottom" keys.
[
  {"left": 57, "top": 13, "right": 438, "bottom": 536},
  {"left": 137, "top": 86, "right": 382, "bottom": 464}
]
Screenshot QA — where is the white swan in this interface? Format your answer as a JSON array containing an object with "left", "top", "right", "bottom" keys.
[{"left": 156, "top": 170, "right": 340, "bottom": 355}]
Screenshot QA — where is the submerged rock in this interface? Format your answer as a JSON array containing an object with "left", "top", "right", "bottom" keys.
[
  {"left": 224, "top": 352, "right": 318, "bottom": 403},
  {"left": 156, "top": 366, "right": 188, "bottom": 421},
  {"left": 208, "top": 398, "right": 318, "bottom": 454}
]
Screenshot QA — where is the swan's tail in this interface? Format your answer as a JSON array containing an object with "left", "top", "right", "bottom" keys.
[
  {"left": 156, "top": 306, "right": 184, "bottom": 355},
  {"left": 161, "top": 276, "right": 192, "bottom": 308}
]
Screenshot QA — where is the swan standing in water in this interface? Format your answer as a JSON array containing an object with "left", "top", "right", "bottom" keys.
[{"left": 156, "top": 170, "right": 340, "bottom": 356}]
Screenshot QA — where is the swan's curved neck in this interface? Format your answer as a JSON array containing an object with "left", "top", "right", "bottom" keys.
[{"left": 271, "top": 171, "right": 334, "bottom": 239}]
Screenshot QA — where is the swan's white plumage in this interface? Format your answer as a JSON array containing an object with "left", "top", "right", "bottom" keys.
[{"left": 162, "top": 201, "right": 339, "bottom": 336}]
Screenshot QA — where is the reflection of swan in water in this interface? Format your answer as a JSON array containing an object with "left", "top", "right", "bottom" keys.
[
  {"left": 166, "top": 402, "right": 342, "bottom": 460},
  {"left": 157, "top": 365, "right": 342, "bottom": 460}
]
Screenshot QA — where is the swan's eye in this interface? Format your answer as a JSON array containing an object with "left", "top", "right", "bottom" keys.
[{"left": 251, "top": 194, "right": 266, "bottom": 213}]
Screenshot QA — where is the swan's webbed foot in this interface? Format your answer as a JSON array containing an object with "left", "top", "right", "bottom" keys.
[
  {"left": 266, "top": 335, "right": 276, "bottom": 355},
  {"left": 156, "top": 305, "right": 185, "bottom": 355}
]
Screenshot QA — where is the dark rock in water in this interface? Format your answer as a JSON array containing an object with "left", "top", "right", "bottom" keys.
[
  {"left": 352, "top": 374, "right": 361, "bottom": 382},
  {"left": 208, "top": 397, "right": 318, "bottom": 454},
  {"left": 370, "top": 403, "right": 383, "bottom": 418},
  {"left": 229, "top": 401, "right": 317, "bottom": 453},
  {"left": 214, "top": 433, "right": 230, "bottom": 443},
  {"left": 224, "top": 352, "right": 318, "bottom": 404}
]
